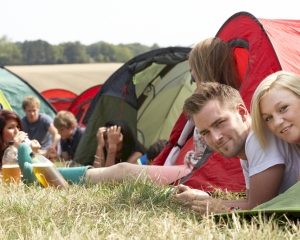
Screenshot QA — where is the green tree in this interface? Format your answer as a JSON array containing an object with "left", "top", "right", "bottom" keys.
[
  {"left": 62, "top": 42, "right": 89, "bottom": 63},
  {"left": 21, "top": 40, "right": 55, "bottom": 64},
  {"left": 86, "top": 41, "right": 115, "bottom": 62},
  {"left": 114, "top": 44, "right": 134, "bottom": 62},
  {"left": 0, "top": 36, "right": 22, "bottom": 65}
]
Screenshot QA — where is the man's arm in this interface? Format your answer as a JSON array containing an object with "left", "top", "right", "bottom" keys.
[
  {"left": 48, "top": 123, "right": 61, "bottom": 149},
  {"left": 176, "top": 164, "right": 284, "bottom": 213},
  {"left": 246, "top": 164, "right": 284, "bottom": 208}
]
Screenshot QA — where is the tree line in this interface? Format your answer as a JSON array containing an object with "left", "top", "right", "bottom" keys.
[{"left": 0, "top": 36, "right": 160, "bottom": 66}]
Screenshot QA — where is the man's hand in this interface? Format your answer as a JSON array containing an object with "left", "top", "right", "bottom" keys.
[
  {"left": 45, "top": 146, "right": 58, "bottom": 161},
  {"left": 30, "top": 139, "right": 41, "bottom": 153},
  {"left": 175, "top": 184, "right": 210, "bottom": 203},
  {"left": 175, "top": 185, "right": 227, "bottom": 214},
  {"left": 190, "top": 198, "right": 227, "bottom": 214}
]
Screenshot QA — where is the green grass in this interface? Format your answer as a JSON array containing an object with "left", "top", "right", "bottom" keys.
[{"left": 0, "top": 180, "right": 299, "bottom": 239}]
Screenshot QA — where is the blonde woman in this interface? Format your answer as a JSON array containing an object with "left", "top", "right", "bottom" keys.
[{"left": 251, "top": 70, "right": 300, "bottom": 182}]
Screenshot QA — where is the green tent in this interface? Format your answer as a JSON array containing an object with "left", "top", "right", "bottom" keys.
[
  {"left": 74, "top": 47, "right": 195, "bottom": 165},
  {"left": 216, "top": 182, "right": 300, "bottom": 219},
  {"left": 0, "top": 66, "right": 56, "bottom": 118}
]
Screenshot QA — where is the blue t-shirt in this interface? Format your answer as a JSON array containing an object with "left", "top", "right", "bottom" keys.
[
  {"left": 21, "top": 113, "right": 53, "bottom": 149},
  {"left": 60, "top": 127, "right": 85, "bottom": 160}
]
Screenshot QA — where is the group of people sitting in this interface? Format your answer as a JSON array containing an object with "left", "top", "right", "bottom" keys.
[
  {"left": 1, "top": 37, "right": 300, "bottom": 215},
  {"left": 0, "top": 94, "right": 165, "bottom": 167}
]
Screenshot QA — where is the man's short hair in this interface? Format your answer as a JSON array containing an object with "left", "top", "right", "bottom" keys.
[
  {"left": 54, "top": 110, "right": 78, "bottom": 129},
  {"left": 183, "top": 82, "right": 244, "bottom": 118},
  {"left": 22, "top": 96, "right": 40, "bottom": 110}
]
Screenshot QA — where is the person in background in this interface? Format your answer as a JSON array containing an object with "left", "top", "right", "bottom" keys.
[
  {"left": 175, "top": 82, "right": 300, "bottom": 213},
  {"left": 21, "top": 96, "right": 60, "bottom": 158},
  {"left": 189, "top": 37, "right": 241, "bottom": 89},
  {"left": 53, "top": 110, "right": 85, "bottom": 161},
  {"left": 93, "top": 120, "right": 146, "bottom": 167},
  {"left": 137, "top": 139, "right": 168, "bottom": 165}
]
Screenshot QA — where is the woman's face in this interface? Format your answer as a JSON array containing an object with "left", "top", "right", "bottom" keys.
[
  {"left": 2, "top": 119, "right": 20, "bottom": 145},
  {"left": 260, "top": 87, "right": 300, "bottom": 144}
]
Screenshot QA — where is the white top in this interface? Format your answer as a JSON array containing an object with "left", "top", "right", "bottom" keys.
[{"left": 240, "top": 131, "right": 300, "bottom": 193}]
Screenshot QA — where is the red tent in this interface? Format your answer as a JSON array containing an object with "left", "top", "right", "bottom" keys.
[
  {"left": 153, "top": 11, "right": 300, "bottom": 192},
  {"left": 41, "top": 89, "right": 77, "bottom": 112},
  {"left": 68, "top": 85, "right": 102, "bottom": 125}
]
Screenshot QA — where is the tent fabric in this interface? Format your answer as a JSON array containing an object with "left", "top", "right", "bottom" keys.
[
  {"left": 217, "top": 182, "right": 300, "bottom": 218},
  {"left": 74, "top": 47, "right": 193, "bottom": 165},
  {"left": 41, "top": 88, "right": 78, "bottom": 112},
  {"left": 175, "top": 142, "right": 245, "bottom": 192},
  {"left": 251, "top": 181, "right": 300, "bottom": 216},
  {"left": 68, "top": 85, "right": 102, "bottom": 126},
  {"left": 216, "top": 11, "right": 300, "bottom": 109},
  {"left": 0, "top": 67, "right": 56, "bottom": 118},
  {"left": 0, "top": 90, "right": 12, "bottom": 110}
]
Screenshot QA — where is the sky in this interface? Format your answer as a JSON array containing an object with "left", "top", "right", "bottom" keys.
[{"left": 1, "top": 0, "right": 300, "bottom": 47}]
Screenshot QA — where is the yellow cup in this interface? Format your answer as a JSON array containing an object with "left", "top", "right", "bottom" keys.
[{"left": 32, "top": 163, "right": 68, "bottom": 188}]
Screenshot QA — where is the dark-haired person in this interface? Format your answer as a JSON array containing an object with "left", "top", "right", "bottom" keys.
[
  {"left": 93, "top": 120, "right": 146, "bottom": 167},
  {"left": 137, "top": 139, "right": 168, "bottom": 165},
  {"left": 0, "top": 110, "right": 30, "bottom": 167}
]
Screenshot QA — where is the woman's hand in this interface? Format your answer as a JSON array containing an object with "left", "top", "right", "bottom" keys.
[
  {"left": 13, "top": 131, "right": 28, "bottom": 146},
  {"left": 106, "top": 125, "right": 123, "bottom": 150},
  {"left": 96, "top": 127, "right": 107, "bottom": 149}
]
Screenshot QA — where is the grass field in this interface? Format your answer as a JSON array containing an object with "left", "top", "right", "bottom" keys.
[
  {"left": 7, "top": 63, "right": 123, "bottom": 95},
  {"left": 0, "top": 179, "right": 299, "bottom": 239}
]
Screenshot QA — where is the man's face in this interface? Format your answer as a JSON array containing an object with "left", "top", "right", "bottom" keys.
[
  {"left": 24, "top": 105, "right": 39, "bottom": 123},
  {"left": 57, "top": 127, "right": 74, "bottom": 140},
  {"left": 193, "top": 100, "right": 249, "bottom": 158}
]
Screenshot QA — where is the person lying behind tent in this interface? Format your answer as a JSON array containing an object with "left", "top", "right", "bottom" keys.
[
  {"left": 53, "top": 110, "right": 85, "bottom": 161},
  {"left": 175, "top": 82, "right": 300, "bottom": 213},
  {"left": 137, "top": 139, "right": 168, "bottom": 165},
  {"left": 251, "top": 71, "right": 300, "bottom": 180},
  {"left": 93, "top": 120, "right": 146, "bottom": 167},
  {"left": 189, "top": 37, "right": 241, "bottom": 89},
  {"left": 21, "top": 96, "right": 60, "bottom": 159}
]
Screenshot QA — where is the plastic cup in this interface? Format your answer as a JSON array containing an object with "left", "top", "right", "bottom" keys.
[
  {"left": 2, "top": 164, "right": 21, "bottom": 184},
  {"left": 32, "top": 163, "right": 68, "bottom": 188}
]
